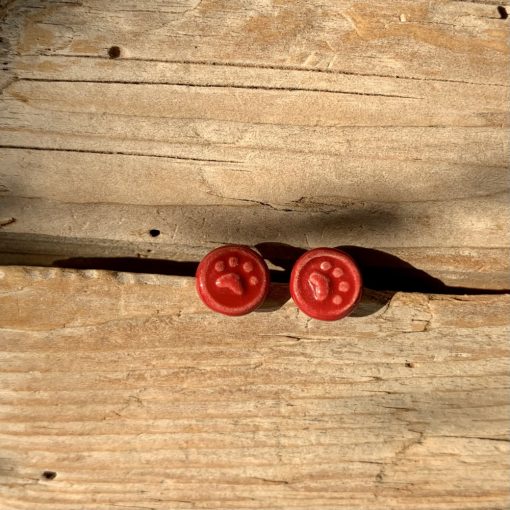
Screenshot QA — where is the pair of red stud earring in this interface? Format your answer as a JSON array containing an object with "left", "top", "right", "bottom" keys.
[{"left": 196, "top": 245, "right": 362, "bottom": 321}]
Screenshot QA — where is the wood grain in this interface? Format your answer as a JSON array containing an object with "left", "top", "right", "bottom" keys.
[
  {"left": 1, "top": 0, "right": 509, "bottom": 288},
  {"left": 0, "top": 266, "right": 509, "bottom": 509}
]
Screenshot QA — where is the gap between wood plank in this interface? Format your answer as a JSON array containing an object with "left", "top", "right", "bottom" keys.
[{"left": 48, "top": 253, "right": 510, "bottom": 296}]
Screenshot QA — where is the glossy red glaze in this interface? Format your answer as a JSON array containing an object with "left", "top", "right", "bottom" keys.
[
  {"left": 290, "top": 248, "right": 362, "bottom": 321},
  {"left": 196, "top": 245, "right": 270, "bottom": 316}
]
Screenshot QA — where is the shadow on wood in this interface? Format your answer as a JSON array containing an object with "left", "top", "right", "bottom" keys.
[
  {"left": 256, "top": 242, "right": 509, "bottom": 294},
  {"left": 48, "top": 245, "right": 507, "bottom": 319}
]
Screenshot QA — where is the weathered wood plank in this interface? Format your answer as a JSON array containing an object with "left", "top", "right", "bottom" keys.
[
  {"left": 5, "top": 0, "right": 510, "bottom": 84},
  {"left": 0, "top": 266, "right": 509, "bottom": 509},
  {"left": 1, "top": 0, "right": 509, "bottom": 287}
]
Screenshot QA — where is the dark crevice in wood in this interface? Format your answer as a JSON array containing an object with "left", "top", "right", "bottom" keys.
[
  {"left": 497, "top": 5, "right": 508, "bottom": 18},
  {"left": 41, "top": 471, "right": 57, "bottom": 481},
  {"left": 17, "top": 77, "right": 422, "bottom": 99},
  {"left": 23, "top": 53, "right": 509, "bottom": 88},
  {"left": 107, "top": 46, "right": 121, "bottom": 59},
  {"left": 0, "top": 145, "right": 241, "bottom": 163}
]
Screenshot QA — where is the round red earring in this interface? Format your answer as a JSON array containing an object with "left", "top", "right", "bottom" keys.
[
  {"left": 289, "top": 248, "right": 362, "bottom": 321},
  {"left": 196, "top": 245, "right": 270, "bottom": 316}
]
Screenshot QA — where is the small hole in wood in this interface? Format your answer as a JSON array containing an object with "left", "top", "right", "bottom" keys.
[
  {"left": 497, "top": 6, "right": 508, "bottom": 19},
  {"left": 108, "top": 45, "right": 121, "bottom": 58},
  {"left": 42, "top": 471, "right": 57, "bottom": 480},
  {"left": 149, "top": 229, "right": 160, "bottom": 238},
  {"left": 405, "top": 361, "right": 415, "bottom": 368}
]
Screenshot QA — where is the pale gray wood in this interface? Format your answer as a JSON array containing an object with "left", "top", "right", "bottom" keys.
[{"left": 1, "top": 0, "right": 509, "bottom": 288}]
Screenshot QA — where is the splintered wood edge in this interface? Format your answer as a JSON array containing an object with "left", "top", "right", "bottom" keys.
[{"left": 0, "top": 265, "right": 508, "bottom": 331}]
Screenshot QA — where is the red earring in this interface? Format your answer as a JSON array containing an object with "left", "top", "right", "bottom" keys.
[
  {"left": 196, "top": 245, "right": 270, "bottom": 316},
  {"left": 289, "top": 248, "right": 362, "bottom": 321}
]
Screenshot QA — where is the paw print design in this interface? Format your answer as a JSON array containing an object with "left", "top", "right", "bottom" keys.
[
  {"left": 308, "top": 260, "right": 351, "bottom": 305},
  {"left": 290, "top": 248, "right": 362, "bottom": 321},
  {"left": 196, "top": 246, "right": 269, "bottom": 316},
  {"left": 213, "top": 257, "right": 259, "bottom": 296}
]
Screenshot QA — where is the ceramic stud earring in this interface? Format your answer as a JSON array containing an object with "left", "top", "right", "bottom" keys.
[
  {"left": 196, "top": 245, "right": 270, "bottom": 316},
  {"left": 290, "top": 248, "right": 362, "bottom": 321}
]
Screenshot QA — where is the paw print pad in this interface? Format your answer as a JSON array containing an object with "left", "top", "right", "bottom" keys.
[
  {"left": 290, "top": 248, "right": 362, "bottom": 321},
  {"left": 196, "top": 246, "right": 269, "bottom": 316}
]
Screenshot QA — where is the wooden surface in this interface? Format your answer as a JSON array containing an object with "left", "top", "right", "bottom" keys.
[
  {"left": 0, "top": 266, "right": 509, "bottom": 510},
  {"left": 1, "top": 0, "right": 510, "bottom": 288},
  {"left": 1, "top": 2, "right": 510, "bottom": 508}
]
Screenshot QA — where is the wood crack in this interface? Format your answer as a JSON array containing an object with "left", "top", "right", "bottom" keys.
[
  {"left": 252, "top": 477, "right": 290, "bottom": 485},
  {"left": 23, "top": 54, "right": 509, "bottom": 88},
  {"left": 376, "top": 431, "right": 425, "bottom": 484},
  {"left": 17, "top": 78, "right": 421, "bottom": 99},
  {"left": 0, "top": 145, "right": 241, "bottom": 163},
  {"left": 433, "top": 435, "right": 510, "bottom": 442},
  {"left": 204, "top": 191, "right": 296, "bottom": 212}
]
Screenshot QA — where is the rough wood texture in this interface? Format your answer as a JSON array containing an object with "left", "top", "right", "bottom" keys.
[
  {"left": 0, "top": 266, "right": 509, "bottom": 509},
  {"left": 1, "top": 0, "right": 509, "bottom": 288}
]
